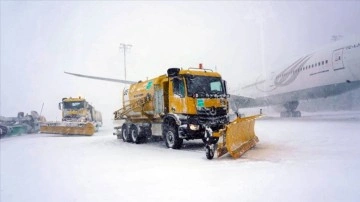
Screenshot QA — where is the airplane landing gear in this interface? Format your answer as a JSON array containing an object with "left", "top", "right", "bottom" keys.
[{"left": 281, "top": 101, "right": 301, "bottom": 117}]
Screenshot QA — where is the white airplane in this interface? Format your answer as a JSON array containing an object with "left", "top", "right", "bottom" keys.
[{"left": 230, "top": 38, "right": 360, "bottom": 117}]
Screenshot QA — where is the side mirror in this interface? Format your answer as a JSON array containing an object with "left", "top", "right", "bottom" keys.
[
  {"left": 58, "top": 102, "right": 62, "bottom": 110},
  {"left": 222, "top": 80, "right": 229, "bottom": 97}
]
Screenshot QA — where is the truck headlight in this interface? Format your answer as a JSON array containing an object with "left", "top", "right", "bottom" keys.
[{"left": 189, "top": 124, "right": 200, "bottom": 131}]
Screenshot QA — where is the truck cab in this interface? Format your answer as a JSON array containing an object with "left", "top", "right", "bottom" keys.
[
  {"left": 59, "top": 97, "right": 102, "bottom": 125},
  {"left": 162, "top": 68, "right": 230, "bottom": 148}
]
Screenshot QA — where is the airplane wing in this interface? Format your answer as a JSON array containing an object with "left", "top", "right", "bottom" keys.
[{"left": 64, "top": 71, "right": 137, "bottom": 85}]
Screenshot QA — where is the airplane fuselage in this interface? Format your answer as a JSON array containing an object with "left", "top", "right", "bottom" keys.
[{"left": 243, "top": 40, "right": 360, "bottom": 106}]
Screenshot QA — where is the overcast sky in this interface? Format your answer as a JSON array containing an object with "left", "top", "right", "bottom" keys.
[{"left": 1, "top": 1, "right": 360, "bottom": 122}]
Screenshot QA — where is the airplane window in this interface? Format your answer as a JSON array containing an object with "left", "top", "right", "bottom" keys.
[
  {"left": 315, "top": 63, "right": 317, "bottom": 67},
  {"left": 322, "top": 61, "right": 324, "bottom": 65},
  {"left": 318, "top": 62, "right": 320, "bottom": 66},
  {"left": 326, "top": 60, "right": 328, "bottom": 64},
  {"left": 312, "top": 64, "right": 314, "bottom": 68}
]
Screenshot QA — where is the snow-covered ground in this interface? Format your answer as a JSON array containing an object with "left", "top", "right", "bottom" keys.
[{"left": 1, "top": 112, "right": 360, "bottom": 202}]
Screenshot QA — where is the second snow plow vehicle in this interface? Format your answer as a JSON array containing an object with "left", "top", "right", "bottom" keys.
[
  {"left": 112, "top": 65, "right": 261, "bottom": 159},
  {"left": 40, "top": 97, "right": 102, "bottom": 136}
]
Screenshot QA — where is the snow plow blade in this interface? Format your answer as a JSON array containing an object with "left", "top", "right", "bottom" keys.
[
  {"left": 40, "top": 122, "right": 95, "bottom": 136},
  {"left": 212, "top": 115, "right": 261, "bottom": 159}
]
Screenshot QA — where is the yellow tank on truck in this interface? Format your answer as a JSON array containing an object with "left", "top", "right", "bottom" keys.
[{"left": 113, "top": 65, "right": 261, "bottom": 159}]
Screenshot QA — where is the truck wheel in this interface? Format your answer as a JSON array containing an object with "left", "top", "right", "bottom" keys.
[
  {"left": 121, "top": 124, "right": 132, "bottom": 142},
  {"left": 130, "top": 125, "right": 140, "bottom": 144},
  {"left": 164, "top": 124, "right": 183, "bottom": 149}
]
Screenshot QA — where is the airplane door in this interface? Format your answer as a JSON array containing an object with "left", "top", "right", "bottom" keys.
[{"left": 332, "top": 48, "right": 344, "bottom": 70}]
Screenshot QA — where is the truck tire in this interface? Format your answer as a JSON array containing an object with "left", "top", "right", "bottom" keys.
[
  {"left": 130, "top": 125, "right": 140, "bottom": 144},
  {"left": 163, "top": 124, "right": 183, "bottom": 149},
  {"left": 121, "top": 124, "right": 132, "bottom": 142}
]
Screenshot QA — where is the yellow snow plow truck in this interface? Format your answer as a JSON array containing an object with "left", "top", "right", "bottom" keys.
[
  {"left": 113, "top": 65, "right": 261, "bottom": 159},
  {"left": 40, "top": 97, "right": 102, "bottom": 136}
]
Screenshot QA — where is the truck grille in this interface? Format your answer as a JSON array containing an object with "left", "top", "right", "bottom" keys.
[{"left": 197, "top": 107, "right": 227, "bottom": 116}]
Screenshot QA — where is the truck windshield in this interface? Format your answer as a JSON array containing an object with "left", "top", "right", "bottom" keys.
[
  {"left": 63, "top": 101, "right": 85, "bottom": 110},
  {"left": 185, "top": 76, "right": 225, "bottom": 98}
]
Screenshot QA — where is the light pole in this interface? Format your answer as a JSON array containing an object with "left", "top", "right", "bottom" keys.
[{"left": 119, "top": 43, "right": 132, "bottom": 80}]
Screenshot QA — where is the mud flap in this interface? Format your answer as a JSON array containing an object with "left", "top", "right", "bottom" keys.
[
  {"left": 40, "top": 122, "right": 95, "bottom": 136},
  {"left": 214, "top": 115, "right": 261, "bottom": 159}
]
